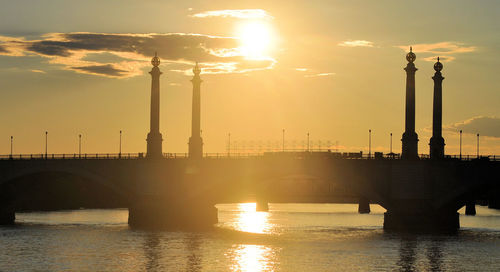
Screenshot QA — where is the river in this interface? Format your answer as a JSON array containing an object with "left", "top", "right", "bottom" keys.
[{"left": 1, "top": 204, "right": 499, "bottom": 271}]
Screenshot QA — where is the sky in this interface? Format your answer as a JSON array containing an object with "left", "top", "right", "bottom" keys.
[{"left": 0, "top": 0, "right": 499, "bottom": 156}]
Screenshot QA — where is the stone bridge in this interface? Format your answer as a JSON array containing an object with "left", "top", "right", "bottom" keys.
[{"left": 0, "top": 154, "right": 498, "bottom": 231}]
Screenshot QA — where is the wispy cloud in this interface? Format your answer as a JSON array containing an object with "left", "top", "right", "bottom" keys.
[
  {"left": 0, "top": 32, "right": 276, "bottom": 78},
  {"left": 31, "top": 69, "right": 46, "bottom": 73},
  {"left": 304, "top": 72, "right": 335, "bottom": 78},
  {"left": 71, "top": 64, "right": 128, "bottom": 77},
  {"left": 191, "top": 9, "right": 273, "bottom": 20},
  {"left": 444, "top": 116, "right": 500, "bottom": 138},
  {"left": 422, "top": 56, "right": 455, "bottom": 62},
  {"left": 338, "top": 40, "right": 374, "bottom": 47},
  {"left": 295, "top": 68, "right": 308, "bottom": 72},
  {"left": 397, "top": 42, "right": 476, "bottom": 62}
]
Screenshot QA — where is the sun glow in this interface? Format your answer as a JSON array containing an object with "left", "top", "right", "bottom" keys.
[
  {"left": 235, "top": 203, "right": 271, "bottom": 233},
  {"left": 236, "top": 21, "right": 274, "bottom": 60}
]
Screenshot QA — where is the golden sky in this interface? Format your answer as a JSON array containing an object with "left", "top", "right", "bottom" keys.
[{"left": 0, "top": 0, "right": 499, "bottom": 155}]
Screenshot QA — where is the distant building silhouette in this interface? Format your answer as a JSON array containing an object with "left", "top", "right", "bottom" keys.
[
  {"left": 146, "top": 52, "right": 163, "bottom": 158},
  {"left": 401, "top": 47, "right": 419, "bottom": 159},
  {"left": 429, "top": 57, "right": 445, "bottom": 159},
  {"left": 188, "top": 62, "right": 204, "bottom": 159}
]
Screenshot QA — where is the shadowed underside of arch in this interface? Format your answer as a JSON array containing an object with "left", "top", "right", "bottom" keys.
[{"left": 0, "top": 170, "right": 130, "bottom": 213}]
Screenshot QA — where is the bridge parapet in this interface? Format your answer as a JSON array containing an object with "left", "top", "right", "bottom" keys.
[{"left": 1, "top": 152, "right": 498, "bottom": 161}]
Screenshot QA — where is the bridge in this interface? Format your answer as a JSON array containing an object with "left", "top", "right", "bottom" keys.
[{"left": 1, "top": 50, "right": 499, "bottom": 231}]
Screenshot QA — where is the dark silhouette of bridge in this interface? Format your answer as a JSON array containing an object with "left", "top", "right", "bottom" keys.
[{"left": 1, "top": 50, "right": 499, "bottom": 231}]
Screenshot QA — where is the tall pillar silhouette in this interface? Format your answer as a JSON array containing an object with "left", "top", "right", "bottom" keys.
[
  {"left": 146, "top": 52, "right": 163, "bottom": 158},
  {"left": 401, "top": 47, "right": 419, "bottom": 159},
  {"left": 429, "top": 57, "right": 445, "bottom": 159},
  {"left": 188, "top": 62, "right": 203, "bottom": 159}
]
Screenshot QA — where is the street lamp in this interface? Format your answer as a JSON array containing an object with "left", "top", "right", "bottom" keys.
[
  {"left": 119, "top": 130, "right": 122, "bottom": 158},
  {"left": 476, "top": 133, "right": 480, "bottom": 158},
  {"left": 228, "top": 133, "right": 231, "bottom": 156},
  {"left": 45, "top": 131, "right": 48, "bottom": 159},
  {"left": 368, "top": 129, "right": 372, "bottom": 158},
  {"left": 10, "top": 136, "right": 13, "bottom": 158},
  {"left": 79, "top": 134, "right": 82, "bottom": 158},
  {"left": 459, "top": 130, "right": 462, "bottom": 159},
  {"left": 307, "top": 132, "right": 310, "bottom": 152},
  {"left": 282, "top": 129, "right": 285, "bottom": 152},
  {"left": 390, "top": 133, "right": 393, "bottom": 154}
]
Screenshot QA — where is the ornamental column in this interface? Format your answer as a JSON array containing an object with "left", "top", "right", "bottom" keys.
[
  {"left": 401, "top": 47, "right": 419, "bottom": 159},
  {"left": 429, "top": 57, "right": 445, "bottom": 159},
  {"left": 188, "top": 62, "right": 203, "bottom": 159},
  {"left": 146, "top": 52, "right": 163, "bottom": 158}
]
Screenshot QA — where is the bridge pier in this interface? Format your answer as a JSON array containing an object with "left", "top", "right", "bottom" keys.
[
  {"left": 358, "top": 197, "right": 370, "bottom": 214},
  {"left": 383, "top": 211, "right": 459, "bottom": 232},
  {"left": 256, "top": 200, "right": 269, "bottom": 212},
  {"left": 465, "top": 200, "right": 476, "bottom": 216},
  {"left": 128, "top": 197, "right": 217, "bottom": 230},
  {"left": 0, "top": 208, "right": 15, "bottom": 225},
  {"left": 489, "top": 198, "right": 500, "bottom": 209}
]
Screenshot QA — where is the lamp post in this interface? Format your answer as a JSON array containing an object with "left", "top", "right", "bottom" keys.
[
  {"left": 476, "top": 133, "right": 480, "bottom": 159},
  {"left": 459, "top": 130, "right": 462, "bottom": 159},
  {"left": 282, "top": 129, "right": 285, "bottom": 152},
  {"left": 228, "top": 133, "right": 231, "bottom": 156},
  {"left": 45, "top": 131, "right": 48, "bottom": 159},
  {"left": 79, "top": 134, "right": 82, "bottom": 158},
  {"left": 119, "top": 130, "right": 122, "bottom": 158},
  {"left": 390, "top": 133, "right": 393, "bottom": 154},
  {"left": 307, "top": 132, "right": 310, "bottom": 152},
  {"left": 368, "top": 129, "right": 372, "bottom": 158},
  {"left": 10, "top": 136, "right": 13, "bottom": 158}
]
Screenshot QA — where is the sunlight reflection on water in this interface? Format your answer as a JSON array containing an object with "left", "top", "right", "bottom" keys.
[
  {"left": 229, "top": 244, "right": 275, "bottom": 272},
  {"left": 234, "top": 203, "right": 272, "bottom": 234},
  {"left": 1, "top": 204, "right": 500, "bottom": 271}
]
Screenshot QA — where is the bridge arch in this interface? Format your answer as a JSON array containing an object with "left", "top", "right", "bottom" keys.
[
  {"left": 251, "top": 171, "right": 390, "bottom": 210},
  {"left": 0, "top": 167, "right": 130, "bottom": 212}
]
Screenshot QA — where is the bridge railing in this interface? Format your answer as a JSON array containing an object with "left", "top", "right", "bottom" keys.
[
  {"left": 0, "top": 152, "right": 498, "bottom": 161},
  {"left": 0, "top": 153, "right": 145, "bottom": 160}
]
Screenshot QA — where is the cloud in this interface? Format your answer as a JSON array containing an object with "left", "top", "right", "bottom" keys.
[
  {"left": 71, "top": 64, "right": 128, "bottom": 77},
  {"left": 444, "top": 116, "right": 500, "bottom": 138},
  {"left": 0, "top": 32, "right": 275, "bottom": 78},
  {"left": 422, "top": 56, "right": 455, "bottom": 62},
  {"left": 397, "top": 42, "right": 476, "bottom": 62},
  {"left": 304, "top": 72, "right": 335, "bottom": 78},
  {"left": 31, "top": 69, "right": 46, "bottom": 73},
  {"left": 171, "top": 58, "right": 276, "bottom": 75},
  {"left": 295, "top": 68, "right": 308, "bottom": 71},
  {"left": 190, "top": 9, "right": 273, "bottom": 20},
  {"left": 338, "top": 40, "right": 374, "bottom": 47},
  {"left": 0, "top": 36, "right": 27, "bottom": 56}
]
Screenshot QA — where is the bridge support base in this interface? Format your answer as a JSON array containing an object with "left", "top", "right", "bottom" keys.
[
  {"left": 256, "top": 201, "right": 269, "bottom": 212},
  {"left": 358, "top": 197, "right": 370, "bottom": 214},
  {"left": 128, "top": 200, "right": 217, "bottom": 230},
  {"left": 0, "top": 209, "right": 15, "bottom": 225},
  {"left": 383, "top": 212, "right": 459, "bottom": 232},
  {"left": 465, "top": 201, "right": 476, "bottom": 216},
  {"left": 488, "top": 199, "right": 500, "bottom": 209}
]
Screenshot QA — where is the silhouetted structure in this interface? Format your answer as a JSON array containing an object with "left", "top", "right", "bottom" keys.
[
  {"left": 188, "top": 63, "right": 203, "bottom": 159},
  {"left": 401, "top": 47, "right": 419, "bottom": 159},
  {"left": 429, "top": 57, "right": 445, "bottom": 159},
  {"left": 146, "top": 53, "right": 163, "bottom": 158},
  {"left": 1, "top": 50, "right": 500, "bottom": 232}
]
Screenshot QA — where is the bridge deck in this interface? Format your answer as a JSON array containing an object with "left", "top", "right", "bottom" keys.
[{"left": 0, "top": 152, "right": 498, "bottom": 161}]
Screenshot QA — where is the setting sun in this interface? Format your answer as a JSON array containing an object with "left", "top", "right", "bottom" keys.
[{"left": 236, "top": 21, "right": 274, "bottom": 59}]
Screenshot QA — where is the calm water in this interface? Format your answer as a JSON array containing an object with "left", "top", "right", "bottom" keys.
[{"left": 1, "top": 204, "right": 500, "bottom": 271}]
